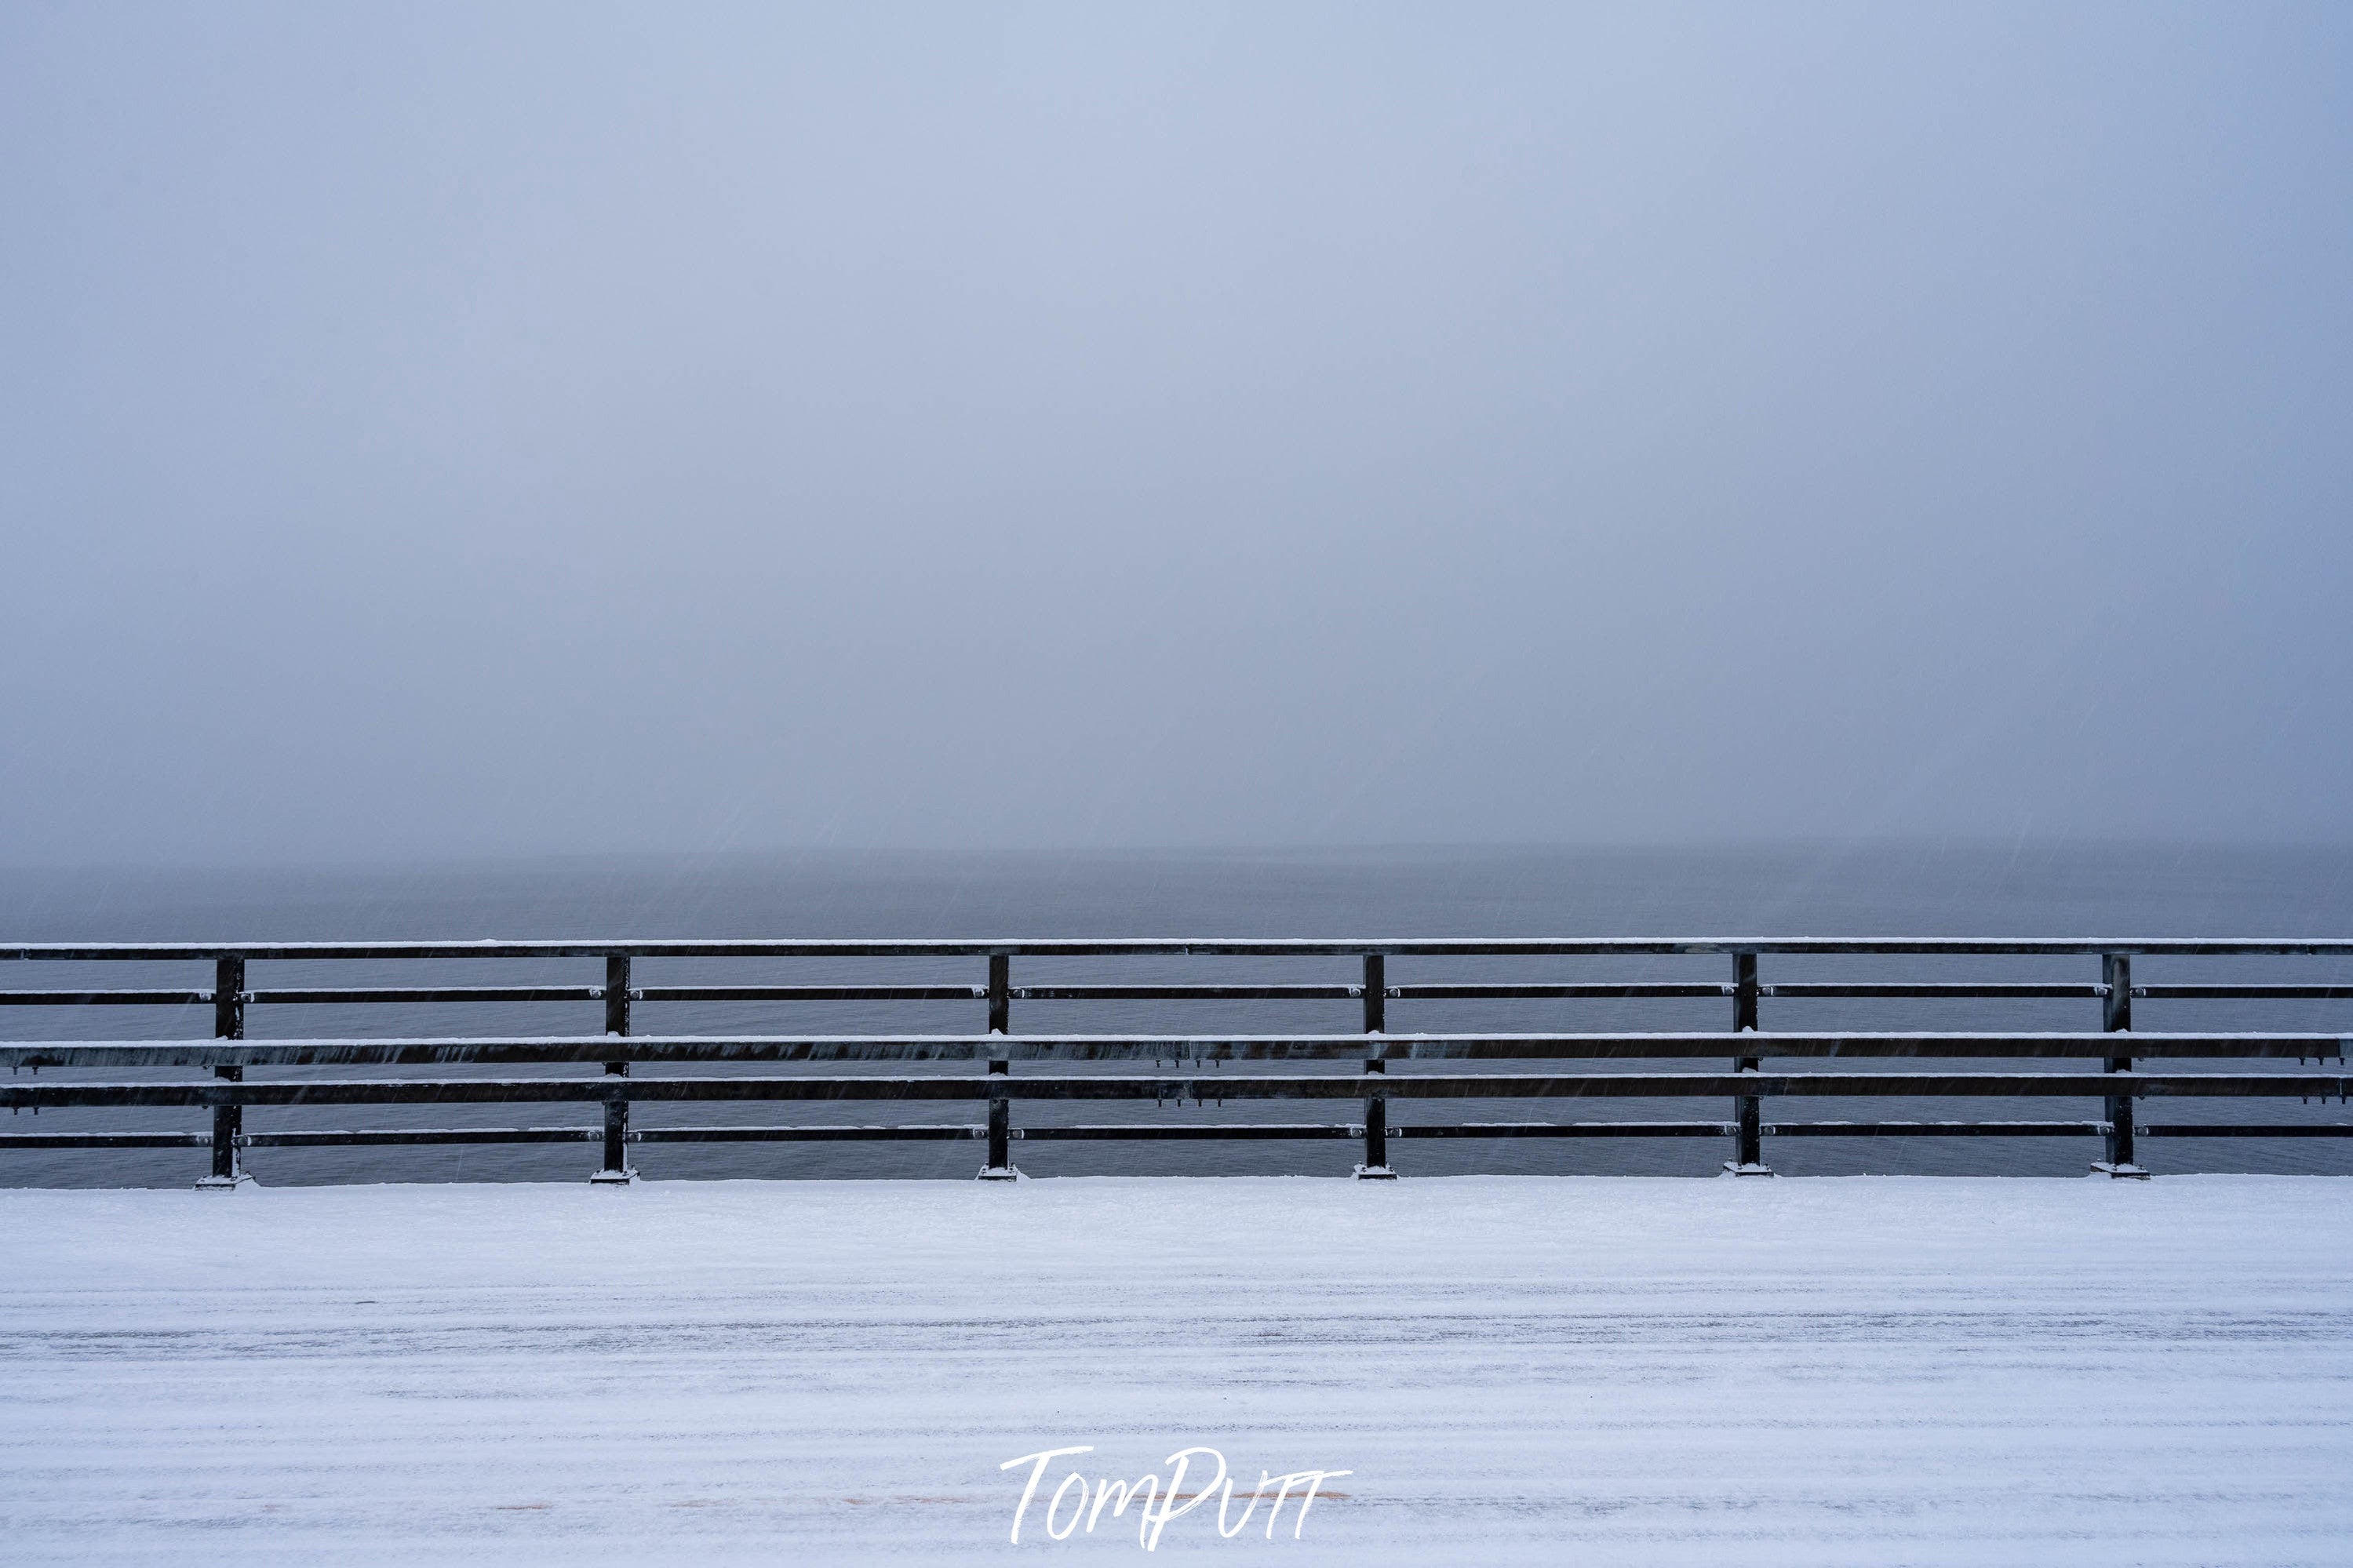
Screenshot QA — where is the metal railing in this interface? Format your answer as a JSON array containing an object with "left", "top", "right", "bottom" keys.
[{"left": 3, "top": 939, "right": 2350, "bottom": 1184}]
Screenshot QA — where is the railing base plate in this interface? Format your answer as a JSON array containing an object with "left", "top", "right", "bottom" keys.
[
  {"left": 1720, "top": 1161, "right": 1777, "bottom": 1177},
  {"left": 587, "top": 1167, "right": 639, "bottom": 1186},
  {"left": 1353, "top": 1164, "right": 1398, "bottom": 1181},
  {"left": 2089, "top": 1162, "right": 2151, "bottom": 1180},
  {"left": 194, "top": 1173, "right": 257, "bottom": 1191},
  {"left": 976, "top": 1164, "right": 1025, "bottom": 1182}
]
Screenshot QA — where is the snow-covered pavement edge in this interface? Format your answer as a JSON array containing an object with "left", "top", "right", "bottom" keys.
[{"left": 4, "top": 1175, "right": 2350, "bottom": 1566}]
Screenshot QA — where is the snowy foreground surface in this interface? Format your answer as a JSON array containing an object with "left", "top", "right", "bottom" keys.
[{"left": 5, "top": 1177, "right": 2351, "bottom": 1567}]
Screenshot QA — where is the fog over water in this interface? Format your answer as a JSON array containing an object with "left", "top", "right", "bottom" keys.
[
  {"left": 5, "top": 7, "right": 2351, "bottom": 1183},
  {"left": 5, "top": 4, "right": 2350, "bottom": 863}
]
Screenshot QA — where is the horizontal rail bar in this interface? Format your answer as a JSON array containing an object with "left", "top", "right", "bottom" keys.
[
  {"left": 0, "top": 984, "right": 1422, "bottom": 1006},
  {"left": 0, "top": 1124, "right": 1427, "bottom": 1148},
  {"left": 1013, "top": 1124, "right": 1360, "bottom": 1141},
  {"left": 1008, "top": 985, "right": 1362, "bottom": 1001},
  {"left": 1390, "top": 1121, "right": 1734, "bottom": 1137},
  {"left": 7, "top": 1032, "right": 2349, "bottom": 1071},
  {"left": 9, "top": 1120, "right": 2342, "bottom": 1152},
  {"left": 1396, "top": 984, "right": 2113, "bottom": 1001},
  {"left": 5, "top": 1073, "right": 2348, "bottom": 1110},
  {"left": 0, "top": 981, "right": 2173, "bottom": 1006},
  {"left": 635, "top": 986, "right": 987, "bottom": 1002},
  {"left": 0, "top": 991, "right": 213, "bottom": 1006},
  {"left": 632, "top": 1124, "right": 988, "bottom": 1142},
  {"left": 13, "top": 937, "right": 2353, "bottom": 961},
  {"left": 1759, "top": 1121, "right": 2110, "bottom": 1136},
  {"left": 0, "top": 1132, "right": 214, "bottom": 1149},
  {"left": 243, "top": 1127, "right": 601, "bottom": 1147},
  {"left": 248, "top": 988, "right": 608, "bottom": 1005},
  {"left": 0, "top": 986, "right": 1011, "bottom": 1006},
  {"left": 2136, "top": 1124, "right": 2353, "bottom": 1137},
  {"left": 0, "top": 1125, "right": 999, "bottom": 1147},
  {"left": 1757, "top": 984, "right": 2109, "bottom": 999},
  {"left": 2134, "top": 986, "right": 2353, "bottom": 1000},
  {"left": 50, "top": 982, "right": 2349, "bottom": 1006},
  {"left": 1387, "top": 984, "right": 1732, "bottom": 999}
]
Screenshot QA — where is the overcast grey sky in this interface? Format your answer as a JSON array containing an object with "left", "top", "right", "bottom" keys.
[{"left": 2, "top": 2, "right": 2348, "bottom": 864}]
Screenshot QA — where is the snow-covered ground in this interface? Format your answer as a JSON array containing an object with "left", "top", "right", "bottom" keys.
[{"left": 3, "top": 1175, "right": 2350, "bottom": 1566}]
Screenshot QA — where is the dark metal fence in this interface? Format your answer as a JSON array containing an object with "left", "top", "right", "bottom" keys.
[{"left": 3, "top": 939, "right": 2350, "bottom": 1185}]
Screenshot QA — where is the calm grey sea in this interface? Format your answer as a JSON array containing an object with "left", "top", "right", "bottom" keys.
[{"left": 5, "top": 843, "right": 2351, "bottom": 1185}]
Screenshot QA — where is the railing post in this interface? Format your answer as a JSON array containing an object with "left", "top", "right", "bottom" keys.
[
  {"left": 196, "top": 955, "right": 251, "bottom": 1189},
  {"left": 590, "top": 953, "right": 636, "bottom": 1184},
  {"left": 979, "top": 952, "right": 1018, "bottom": 1180},
  {"left": 2093, "top": 951, "right": 2148, "bottom": 1178},
  {"left": 1723, "top": 951, "right": 1772, "bottom": 1176},
  {"left": 988, "top": 951, "right": 1011, "bottom": 1036},
  {"left": 1356, "top": 952, "right": 1397, "bottom": 1179}
]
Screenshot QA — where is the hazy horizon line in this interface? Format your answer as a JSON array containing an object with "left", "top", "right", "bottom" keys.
[{"left": 5, "top": 835, "right": 2351, "bottom": 880}]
